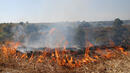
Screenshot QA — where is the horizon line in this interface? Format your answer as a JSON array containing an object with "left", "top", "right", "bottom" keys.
[{"left": 0, "top": 19, "right": 130, "bottom": 24}]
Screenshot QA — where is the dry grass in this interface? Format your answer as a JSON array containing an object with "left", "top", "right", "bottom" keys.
[{"left": 0, "top": 48, "right": 130, "bottom": 73}]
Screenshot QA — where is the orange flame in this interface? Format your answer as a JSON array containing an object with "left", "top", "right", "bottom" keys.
[
  {"left": 0, "top": 41, "right": 128, "bottom": 68},
  {"left": 116, "top": 47, "right": 128, "bottom": 55}
]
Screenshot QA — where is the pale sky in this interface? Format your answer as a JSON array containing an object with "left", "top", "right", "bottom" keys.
[{"left": 0, "top": 0, "right": 130, "bottom": 23}]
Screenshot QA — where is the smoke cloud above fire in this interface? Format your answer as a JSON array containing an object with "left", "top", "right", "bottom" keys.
[{"left": 12, "top": 23, "right": 79, "bottom": 48}]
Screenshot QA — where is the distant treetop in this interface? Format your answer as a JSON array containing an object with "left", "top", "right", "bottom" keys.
[{"left": 113, "top": 18, "right": 123, "bottom": 27}]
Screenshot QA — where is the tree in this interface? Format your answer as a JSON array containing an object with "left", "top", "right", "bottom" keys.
[
  {"left": 113, "top": 18, "right": 123, "bottom": 27},
  {"left": 112, "top": 18, "right": 124, "bottom": 45},
  {"left": 0, "top": 24, "right": 14, "bottom": 41},
  {"left": 80, "top": 21, "right": 90, "bottom": 27},
  {"left": 19, "top": 22, "right": 24, "bottom": 25},
  {"left": 75, "top": 24, "right": 86, "bottom": 48},
  {"left": 26, "top": 21, "right": 29, "bottom": 24}
]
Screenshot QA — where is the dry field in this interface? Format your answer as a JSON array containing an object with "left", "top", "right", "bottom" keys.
[{"left": 0, "top": 43, "right": 130, "bottom": 73}]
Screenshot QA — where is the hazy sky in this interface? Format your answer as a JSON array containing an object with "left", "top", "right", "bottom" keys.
[{"left": 0, "top": 0, "right": 130, "bottom": 23}]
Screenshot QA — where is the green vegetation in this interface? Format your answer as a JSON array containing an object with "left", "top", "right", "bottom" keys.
[
  {"left": 0, "top": 19, "right": 130, "bottom": 47},
  {"left": 75, "top": 18, "right": 130, "bottom": 48},
  {"left": 112, "top": 18, "right": 129, "bottom": 46},
  {"left": 0, "top": 23, "right": 15, "bottom": 41}
]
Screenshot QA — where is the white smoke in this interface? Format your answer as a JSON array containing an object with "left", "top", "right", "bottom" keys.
[{"left": 12, "top": 22, "right": 79, "bottom": 48}]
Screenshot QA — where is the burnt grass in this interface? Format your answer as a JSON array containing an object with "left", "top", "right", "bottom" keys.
[{"left": 0, "top": 46, "right": 130, "bottom": 73}]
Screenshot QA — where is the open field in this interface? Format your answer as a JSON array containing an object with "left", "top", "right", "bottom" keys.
[
  {"left": 0, "top": 44, "right": 130, "bottom": 73},
  {"left": 0, "top": 23, "right": 130, "bottom": 73}
]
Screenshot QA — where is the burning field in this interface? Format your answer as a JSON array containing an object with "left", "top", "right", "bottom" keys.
[
  {"left": 1, "top": 0, "right": 130, "bottom": 72},
  {"left": 0, "top": 42, "right": 130, "bottom": 73},
  {"left": 0, "top": 19, "right": 130, "bottom": 73}
]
